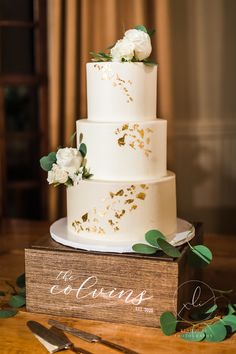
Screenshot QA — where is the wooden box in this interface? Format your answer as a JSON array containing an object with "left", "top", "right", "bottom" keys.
[{"left": 25, "top": 223, "right": 202, "bottom": 328}]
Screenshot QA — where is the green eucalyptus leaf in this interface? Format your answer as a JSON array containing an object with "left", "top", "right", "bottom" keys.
[
  {"left": 203, "top": 321, "right": 227, "bottom": 342},
  {"left": 148, "top": 29, "right": 156, "bottom": 36},
  {"left": 222, "top": 315, "right": 236, "bottom": 332},
  {"left": 190, "top": 303, "right": 217, "bottom": 321},
  {"left": 79, "top": 132, "right": 83, "bottom": 144},
  {"left": 8, "top": 295, "right": 26, "bottom": 308},
  {"left": 70, "top": 131, "right": 77, "bottom": 144},
  {"left": 188, "top": 245, "right": 212, "bottom": 267},
  {"left": 79, "top": 143, "right": 87, "bottom": 157},
  {"left": 16, "top": 273, "right": 25, "bottom": 289},
  {"left": 0, "top": 309, "right": 17, "bottom": 318},
  {"left": 143, "top": 60, "right": 157, "bottom": 66},
  {"left": 135, "top": 25, "right": 148, "bottom": 33},
  {"left": 40, "top": 156, "right": 53, "bottom": 171},
  {"left": 47, "top": 152, "right": 57, "bottom": 163},
  {"left": 180, "top": 330, "right": 205, "bottom": 342},
  {"left": 0, "top": 291, "right": 5, "bottom": 296},
  {"left": 18, "top": 288, "right": 26, "bottom": 297},
  {"left": 132, "top": 243, "right": 157, "bottom": 255},
  {"left": 156, "top": 238, "right": 181, "bottom": 258},
  {"left": 145, "top": 229, "right": 165, "bottom": 247},
  {"left": 227, "top": 304, "right": 236, "bottom": 315},
  {"left": 160, "top": 311, "right": 177, "bottom": 336}
]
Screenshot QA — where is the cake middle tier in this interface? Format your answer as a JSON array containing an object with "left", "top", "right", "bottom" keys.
[{"left": 77, "top": 119, "right": 167, "bottom": 181}]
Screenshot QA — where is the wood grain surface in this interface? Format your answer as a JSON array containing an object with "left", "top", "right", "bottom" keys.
[{"left": 0, "top": 219, "right": 236, "bottom": 354}]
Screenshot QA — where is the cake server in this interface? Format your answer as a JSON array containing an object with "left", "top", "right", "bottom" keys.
[
  {"left": 48, "top": 319, "right": 139, "bottom": 354},
  {"left": 27, "top": 320, "right": 92, "bottom": 354}
]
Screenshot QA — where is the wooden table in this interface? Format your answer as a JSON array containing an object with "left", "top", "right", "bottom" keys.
[{"left": 0, "top": 219, "right": 235, "bottom": 354}]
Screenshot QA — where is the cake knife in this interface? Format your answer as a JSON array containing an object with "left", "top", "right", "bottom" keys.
[
  {"left": 27, "top": 321, "right": 92, "bottom": 354},
  {"left": 48, "top": 319, "right": 139, "bottom": 354}
]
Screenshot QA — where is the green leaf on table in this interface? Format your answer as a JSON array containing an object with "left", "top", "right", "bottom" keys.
[
  {"left": 227, "top": 304, "right": 236, "bottom": 315},
  {"left": 190, "top": 303, "right": 217, "bottom": 321},
  {"left": 180, "top": 330, "right": 205, "bottom": 342},
  {"left": 8, "top": 295, "right": 26, "bottom": 308},
  {"left": 188, "top": 245, "right": 212, "bottom": 267},
  {"left": 203, "top": 321, "right": 227, "bottom": 342},
  {"left": 145, "top": 229, "right": 165, "bottom": 247},
  {"left": 0, "top": 291, "right": 5, "bottom": 297},
  {"left": 222, "top": 315, "right": 236, "bottom": 332},
  {"left": 0, "top": 309, "right": 17, "bottom": 318},
  {"left": 16, "top": 273, "right": 25, "bottom": 289},
  {"left": 79, "top": 143, "right": 87, "bottom": 157},
  {"left": 160, "top": 311, "right": 177, "bottom": 336},
  {"left": 156, "top": 238, "right": 181, "bottom": 258},
  {"left": 135, "top": 25, "right": 148, "bottom": 33},
  {"left": 18, "top": 288, "right": 26, "bottom": 297},
  {"left": 132, "top": 243, "right": 157, "bottom": 255}
]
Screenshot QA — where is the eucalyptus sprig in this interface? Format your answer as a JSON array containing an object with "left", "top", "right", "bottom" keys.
[
  {"left": 132, "top": 228, "right": 213, "bottom": 268},
  {"left": 0, "top": 273, "right": 26, "bottom": 318},
  {"left": 160, "top": 303, "right": 236, "bottom": 342}
]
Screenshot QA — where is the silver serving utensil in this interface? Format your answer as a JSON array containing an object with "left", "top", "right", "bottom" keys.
[
  {"left": 27, "top": 321, "right": 92, "bottom": 354},
  {"left": 48, "top": 319, "right": 139, "bottom": 354}
]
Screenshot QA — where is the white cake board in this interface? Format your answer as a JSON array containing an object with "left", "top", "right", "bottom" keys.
[{"left": 50, "top": 217, "right": 195, "bottom": 253}]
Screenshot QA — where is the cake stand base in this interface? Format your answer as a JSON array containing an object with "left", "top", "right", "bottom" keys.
[{"left": 50, "top": 217, "right": 195, "bottom": 253}]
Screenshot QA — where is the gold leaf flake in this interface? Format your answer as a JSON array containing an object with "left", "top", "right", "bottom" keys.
[
  {"left": 138, "top": 129, "right": 144, "bottom": 138},
  {"left": 146, "top": 137, "right": 150, "bottom": 144},
  {"left": 125, "top": 199, "right": 134, "bottom": 204},
  {"left": 133, "top": 124, "right": 139, "bottom": 130},
  {"left": 129, "top": 97, "right": 133, "bottom": 102},
  {"left": 82, "top": 213, "right": 88, "bottom": 222},
  {"left": 122, "top": 124, "right": 129, "bottom": 130},
  {"left": 115, "top": 210, "right": 125, "bottom": 219},
  {"left": 136, "top": 192, "right": 146, "bottom": 200},
  {"left": 98, "top": 227, "right": 105, "bottom": 234},
  {"left": 128, "top": 80, "right": 132, "bottom": 85},
  {"left": 129, "top": 142, "right": 135, "bottom": 149},
  {"left": 118, "top": 135, "right": 126, "bottom": 146},
  {"left": 114, "top": 226, "right": 119, "bottom": 231},
  {"left": 131, "top": 185, "right": 136, "bottom": 190},
  {"left": 130, "top": 205, "right": 137, "bottom": 211},
  {"left": 106, "top": 205, "right": 110, "bottom": 210},
  {"left": 138, "top": 142, "right": 144, "bottom": 149},
  {"left": 109, "top": 219, "right": 115, "bottom": 226},
  {"left": 110, "top": 192, "right": 115, "bottom": 198},
  {"left": 116, "top": 189, "right": 124, "bottom": 196},
  {"left": 141, "top": 184, "right": 147, "bottom": 189},
  {"left": 146, "top": 128, "right": 153, "bottom": 133}
]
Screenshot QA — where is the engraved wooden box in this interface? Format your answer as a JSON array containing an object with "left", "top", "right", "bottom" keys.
[{"left": 25, "top": 223, "right": 202, "bottom": 328}]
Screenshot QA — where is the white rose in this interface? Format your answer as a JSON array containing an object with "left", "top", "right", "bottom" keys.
[
  {"left": 53, "top": 164, "right": 69, "bottom": 184},
  {"left": 124, "top": 29, "right": 152, "bottom": 61},
  {"left": 110, "top": 38, "right": 135, "bottom": 62},
  {"left": 47, "top": 169, "right": 56, "bottom": 184},
  {"left": 56, "top": 147, "right": 83, "bottom": 171}
]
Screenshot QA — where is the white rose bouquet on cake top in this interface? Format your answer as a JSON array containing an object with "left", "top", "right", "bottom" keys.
[
  {"left": 90, "top": 25, "right": 156, "bottom": 65},
  {"left": 40, "top": 134, "right": 92, "bottom": 187}
]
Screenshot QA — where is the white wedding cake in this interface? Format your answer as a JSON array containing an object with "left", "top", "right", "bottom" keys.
[
  {"left": 41, "top": 26, "right": 181, "bottom": 251},
  {"left": 67, "top": 61, "right": 177, "bottom": 245}
]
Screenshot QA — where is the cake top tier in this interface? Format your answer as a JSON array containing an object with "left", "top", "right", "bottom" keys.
[
  {"left": 87, "top": 62, "right": 157, "bottom": 122},
  {"left": 87, "top": 25, "right": 157, "bottom": 122}
]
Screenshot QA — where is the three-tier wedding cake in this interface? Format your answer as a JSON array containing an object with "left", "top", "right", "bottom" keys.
[
  {"left": 67, "top": 62, "right": 177, "bottom": 245},
  {"left": 41, "top": 26, "right": 193, "bottom": 252}
]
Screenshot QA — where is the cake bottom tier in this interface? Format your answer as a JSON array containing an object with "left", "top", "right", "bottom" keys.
[{"left": 67, "top": 172, "right": 177, "bottom": 244}]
